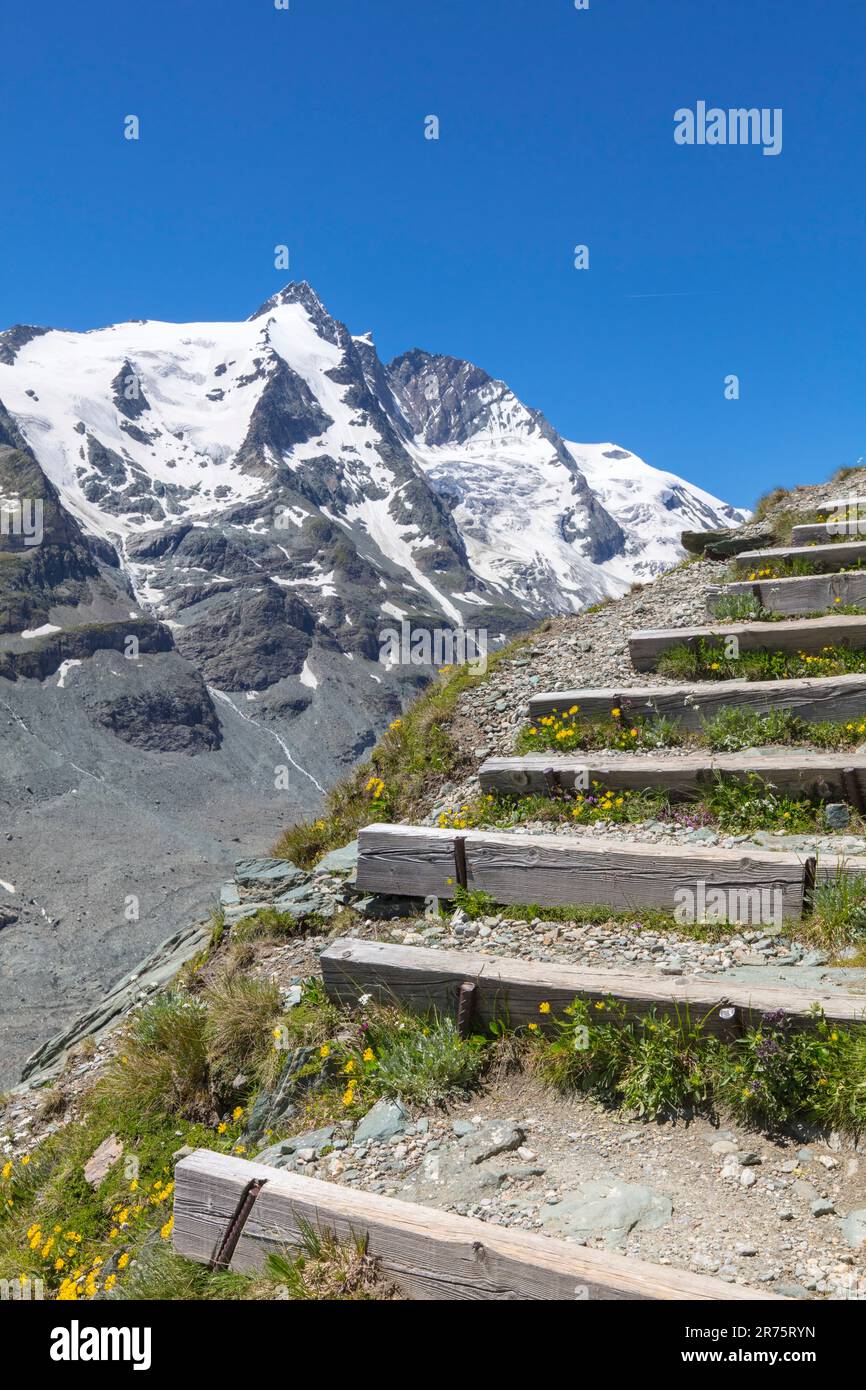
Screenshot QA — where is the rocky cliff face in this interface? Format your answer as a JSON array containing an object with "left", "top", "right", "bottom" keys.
[{"left": 0, "top": 282, "right": 745, "bottom": 1081}]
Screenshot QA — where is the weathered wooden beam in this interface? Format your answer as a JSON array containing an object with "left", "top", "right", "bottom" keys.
[
  {"left": 707, "top": 571, "right": 866, "bottom": 618},
  {"left": 356, "top": 824, "right": 809, "bottom": 918},
  {"left": 732, "top": 540, "right": 866, "bottom": 574},
  {"left": 355, "top": 823, "right": 459, "bottom": 898},
  {"left": 628, "top": 614, "right": 866, "bottom": 672},
  {"left": 791, "top": 504, "right": 866, "bottom": 544},
  {"left": 320, "top": 938, "right": 866, "bottom": 1035},
  {"left": 467, "top": 831, "right": 807, "bottom": 915},
  {"left": 527, "top": 674, "right": 866, "bottom": 728},
  {"left": 478, "top": 751, "right": 866, "bottom": 802},
  {"left": 792, "top": 523, "right": 866, "bottom": 544},
  {"left": 173, "top": 1149, "right": 786, "bottom": 1300}
]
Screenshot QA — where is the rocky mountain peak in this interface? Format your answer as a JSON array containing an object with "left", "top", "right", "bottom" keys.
[{"left": 249, "top": 280, "right": 338, "bottom": 339}]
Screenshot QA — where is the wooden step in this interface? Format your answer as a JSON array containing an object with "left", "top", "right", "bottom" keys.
[
  {"left": 792, "top": 522, "right": 866, "bottom": 544},
  {"left": 628, "top": 613, "right": 866, "bottom": 672},
  {"left": 478, "top": 751, "right": 866, "bottom": 804},
  {"left": 356, "top": 823, "right": 820, "bottom": 919},
  {"left": 174, "top": 1149, "right": 782, "bottom": 1300},
  {"left": 527, "top": 674, "right": 866, "bottom": 729},
  {"left": 322, "top": 937, "right": 866, "bottom": 1036},
  {"left": 707, "top": 571, "right": 866, "bottom": 618},
  {"left": 790, "top": 500, "right": 866, "bottom": 545},
  {"left": 733, "top": 540, "right": 866, "bottom": 574}
]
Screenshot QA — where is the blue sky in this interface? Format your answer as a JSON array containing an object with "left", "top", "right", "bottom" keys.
[{"left": 0, "top": 0, "right": 863, "bottom": 507}]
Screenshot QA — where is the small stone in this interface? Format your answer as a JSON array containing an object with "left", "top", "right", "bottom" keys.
[
  {"left": 841, "top": 1210, "right": 866, "bottom": 1248},
  {"left": 354, "top": 1098, "right": 408, "bottom": 1144},
  {"left": 517, "top": 1146, "right": 537, "bottom": 1162},
  {"left": 692, "top": 1253, "right": 720, "bottom": 1272},
  {"left": 811, "top": 1199, "right": 836, "bottom": 1217},
  {"left": 312, "top": 841, "right": 358, "bottom": 875},
  {"left": 824, "top": 803, "right": 851, "bottom": 831},
  {"left": 84, "top": 1133, "right": 123, "bottom": 1188},
  {"left": 740, "top": 1169, "right": 757, "bottom": 1188},
  {"left": 462, "top": 1121, "right": 525, "bottom": 1165},
  {"left": 235, "top": 857, "right": 306, "bottom": 888},
  {"left": 450, "top": 1119, "right": 476, "bottom": 1140}
]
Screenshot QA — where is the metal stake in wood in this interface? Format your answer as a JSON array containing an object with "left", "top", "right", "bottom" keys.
[
  {"left": 210, "top": 1178, "right": 264, "bottom": 1271},
  {"left": 542, "top": 767, "right": 559, "bottom": 796},
  {"left": 802, "top": 856, "right": 818, "bottom": 917},
  {"left": 842, "top": 767, "right": 866, "bottom": 814},
  {"left": 453, "top": 835, "right": 468, "bottom": 890},
  {"left": 456, "top": 980, "right": 477, "bottom": 1037}
]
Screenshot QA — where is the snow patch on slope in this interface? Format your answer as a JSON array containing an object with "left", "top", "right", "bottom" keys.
[{"left": 567, "top": 442, "right": 750, "bottom": 585}]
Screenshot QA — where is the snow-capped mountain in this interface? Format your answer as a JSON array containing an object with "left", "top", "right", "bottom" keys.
[
  {"left": 0, "top": 282, "right": 744, "bottom": 1080},
  {"left": 0, "top": 284, "right": 744, "bottom": 639},
  {"left": 568, "top": 442, "right": 748, "bottom": 584}
]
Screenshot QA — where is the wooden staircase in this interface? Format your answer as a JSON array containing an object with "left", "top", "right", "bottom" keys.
[
  {"left": 628, "top": 613, "right": 866, "bottom": 671},
  {"left": 477, "top": 750, "right": 866, "bottom": 804},
  {"left": 354, "top": 524, "right": 866, "bottom": 935},
  {"left": 707, "top": 570, "right": 866, "bottom": 618},
  {"left": 355, "top": 822, "right": 823, "bottom": 918},
  {"left": 732, "top": 538, "right": 866, "bottom": 574},
  {"left": 527, "top": 675, "right": 866, "bottom": 727}
]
